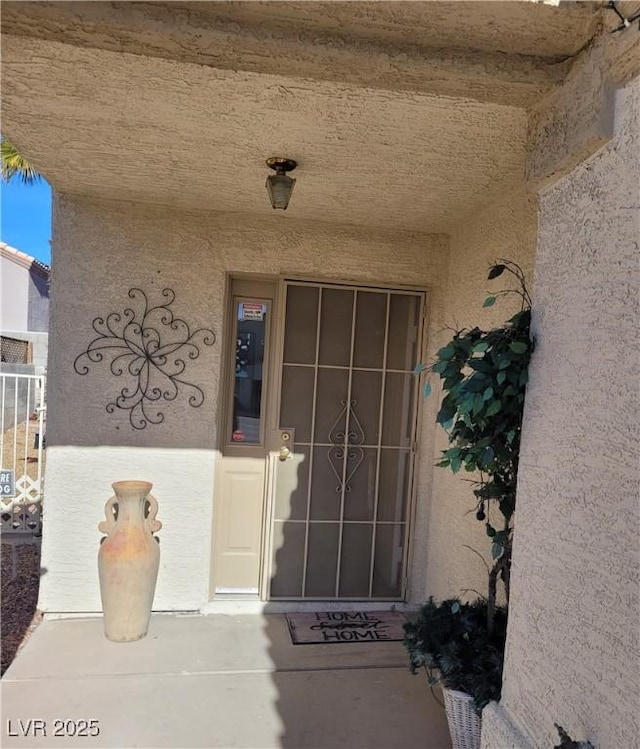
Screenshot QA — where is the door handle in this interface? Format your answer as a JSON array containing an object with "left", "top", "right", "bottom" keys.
[{"left": 278, "top": 446, "right": 292, "bottom": 462}]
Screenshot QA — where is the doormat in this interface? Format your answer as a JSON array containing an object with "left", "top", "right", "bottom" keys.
[{"left": 286, "top": 611, "right": 406, "bottom": 645}]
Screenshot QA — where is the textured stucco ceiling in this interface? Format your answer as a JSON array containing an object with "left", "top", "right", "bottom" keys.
[
  {"left": 175, "top": 1, "right": 602, "bottom": 58},
  {"left": 0, "top": 1, "right": 604, "bottom": 107},
  {"left": 2, "top": 1, "right": 602, "bottom": 60},
  {"left": 2, "top": 35, "right": 527, "bottom": 233},
  {"left": 2, "top": 1, "right": 605, "bottom": 232}
]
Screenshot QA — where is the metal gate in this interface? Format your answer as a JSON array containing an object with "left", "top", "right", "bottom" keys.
[
  {"left": 0, "top": 373, "right": 46, "bottom": 536},
  {"left": 268, "top": 282, "right": 423, "bottom": 600}
]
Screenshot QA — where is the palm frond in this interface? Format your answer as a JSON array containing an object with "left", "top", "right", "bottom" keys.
[{"left": 1, "top": 138, "right": 43, "bottom": 185}]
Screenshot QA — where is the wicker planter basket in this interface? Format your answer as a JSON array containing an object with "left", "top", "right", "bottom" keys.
[{"left": 442, "top": 687, "right": 482, "bottom": 749}]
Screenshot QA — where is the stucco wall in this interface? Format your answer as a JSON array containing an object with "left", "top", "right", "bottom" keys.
[
  {"left": 27, "top": 267, "right": 50, "bottom": 332},
  {"left": 1, "top": 254, "right": 29, "bottom": 331},
  {"left": 1, "top": 249, "right": 49, "bottom": 369},
  {"left": 418, "top": 184, "right": 537, "bottom": 603},
  {"left": 41, "top": 194, "right": 449, "bottom": 611},
  {"left": 483, "top": 78, "right": 639, "bottom": 749}
]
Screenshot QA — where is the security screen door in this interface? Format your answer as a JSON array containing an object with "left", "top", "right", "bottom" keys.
[{"left": 268, "top": 281, "right": 423, "bottom": 600}]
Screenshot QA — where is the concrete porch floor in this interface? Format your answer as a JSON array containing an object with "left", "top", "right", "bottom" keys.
[{"left": 1, "top": 614, "right": 452, "bottom": 748}]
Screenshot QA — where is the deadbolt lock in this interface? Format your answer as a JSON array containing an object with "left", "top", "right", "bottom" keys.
[{"left": 277, "top": 428, "right": 294, "bottom": 461}]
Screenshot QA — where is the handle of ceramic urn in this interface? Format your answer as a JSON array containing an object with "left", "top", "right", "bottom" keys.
[
  {"left": 98, "top": 495, "right": 118, "bottom": 536},
  {"left": 145, "top": 494, "right": 162, "bottom": 534}
]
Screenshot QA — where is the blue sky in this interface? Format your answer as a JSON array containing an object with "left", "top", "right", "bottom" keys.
[{"left": 1, "top": 178, "right": 52, "bottom": 265}]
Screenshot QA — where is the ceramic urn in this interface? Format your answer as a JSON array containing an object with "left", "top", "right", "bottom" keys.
[{"left": 98, "top": 480, "right": 162, "bottom": 642}]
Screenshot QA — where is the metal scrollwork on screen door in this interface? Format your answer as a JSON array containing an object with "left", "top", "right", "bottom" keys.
[
  {"left": 327, "top": 399, "right": 365, "bottom": 493},
  {"left": 73, "top": 288, "right": 215, "bottom": 430}
]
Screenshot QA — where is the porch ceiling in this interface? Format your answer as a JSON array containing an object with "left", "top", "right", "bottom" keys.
[
  {"left": 0, "top": 1, "right": 602, "bottom": 233},
  {"left": 2, "top": 36, "right": 527, "bottom": 233},
  {"left": 1, "top": 1, "right": 603, "bottom": 108},
  {"left": 1, "top": 1, "right": 602, "bottom": 58}
]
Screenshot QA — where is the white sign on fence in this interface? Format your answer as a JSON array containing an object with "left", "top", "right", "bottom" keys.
[{"left": 0, "top": 469, "right": 16, "bottom": 498}]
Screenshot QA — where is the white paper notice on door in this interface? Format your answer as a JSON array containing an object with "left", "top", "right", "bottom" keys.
[{"left": 240, "top": 302, "right": 265, "bottom": 321}]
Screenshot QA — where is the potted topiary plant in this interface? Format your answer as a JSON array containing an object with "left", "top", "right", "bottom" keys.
[
  {"left": 404, "top": 597, "right": 508, "bottom": 748},
  {"left": 404, "top": 261, "right": 533, "bottom": 749}
]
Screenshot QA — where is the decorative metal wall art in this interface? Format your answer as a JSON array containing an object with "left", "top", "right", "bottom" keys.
[{"left": 73, "top": 288, "right": 215, "bottom": 430}]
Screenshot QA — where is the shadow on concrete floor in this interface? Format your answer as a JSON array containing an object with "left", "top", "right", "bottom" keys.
[{"left": 1, "top": 613, "right": 451, "bottom": 748}]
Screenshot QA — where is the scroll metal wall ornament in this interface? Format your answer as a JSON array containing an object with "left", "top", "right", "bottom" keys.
[
  {"left": 328, "top": 399, "right": 365, "bottom": 493},
  {"left": 73, "top": 288, "right": 215, "bottom": 430}
]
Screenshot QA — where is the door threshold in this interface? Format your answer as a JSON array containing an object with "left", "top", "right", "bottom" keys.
[{"left": 202, "top": 600, "right": 419, "bottom": 615}]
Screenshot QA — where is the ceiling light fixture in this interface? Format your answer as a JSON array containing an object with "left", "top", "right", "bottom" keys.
[{"left": 265, "top": 157, "right": 297, "bottom": 210}]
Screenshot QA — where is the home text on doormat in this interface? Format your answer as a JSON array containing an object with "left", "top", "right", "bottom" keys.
[{"left": 286, "top": 611, "right": 406, "bottom": 645}]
